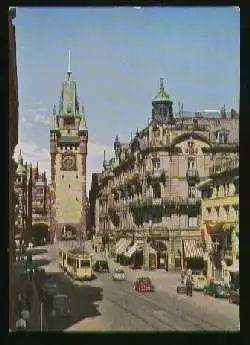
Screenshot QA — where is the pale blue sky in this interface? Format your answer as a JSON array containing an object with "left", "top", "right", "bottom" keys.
[{"left": 14, "top": 6, "right": 240, "bottom": 190}]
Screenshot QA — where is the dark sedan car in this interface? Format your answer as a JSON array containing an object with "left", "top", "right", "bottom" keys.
[
  {"left": 229, "top": 289, "right": 240, "bottom": 305},
  {"left": 94, "top": 260, "right": 109, "bottom": 273},
  {"left": 204, "top": 281, "right": 230, "bottom": 299}
]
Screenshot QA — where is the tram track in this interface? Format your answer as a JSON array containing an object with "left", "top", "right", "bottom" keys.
[{"left": 100, "top": 275, "right": 223, "bottom": 331}]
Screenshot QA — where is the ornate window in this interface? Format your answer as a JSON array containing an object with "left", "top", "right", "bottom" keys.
[
  {"left": 188, "top": 216, "right": 197, "bottom": 227},
  {"left": 233, "top": 205, "right": 239, "bottom": 219},
  {"left": 223, "top": 206, "right": 229, "bottom": 220},
  {"left": 206, "top": 207, "right": 212, "bottom": 219},
  {"left": 152, "top": 157, "right": 160, "bottom": 171},
  {"left": 215, "top": 207, "right": 220, "bottom": 219},
  {"left": 187, "top": 158, "right": 195, "bottom": 169},
  {"left": 153, "top": 184, "right": 161, "bottom": 198},
  {"left": 188, "top": 186, "right": 196, "bottom": 199}
]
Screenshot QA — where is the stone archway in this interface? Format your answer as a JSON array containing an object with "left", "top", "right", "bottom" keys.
[{"left": 31, "top": 223, "right": 49, "bottom": 246}]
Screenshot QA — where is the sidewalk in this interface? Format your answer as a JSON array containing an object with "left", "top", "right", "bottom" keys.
[
  {"left": 11, "top": 261, "right": 48, "bottom": 331},
  {"left": 27, "top": 281, "right": 48, "bottom": 331}
]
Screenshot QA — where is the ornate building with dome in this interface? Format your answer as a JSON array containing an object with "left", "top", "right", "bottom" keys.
[{"left": 90, "top": 78, "right": 239, "bottom": 271}]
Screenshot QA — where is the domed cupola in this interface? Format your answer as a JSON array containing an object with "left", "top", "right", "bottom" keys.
[{"left": 152, "top": 78, "right": 173, "bottom": 123}]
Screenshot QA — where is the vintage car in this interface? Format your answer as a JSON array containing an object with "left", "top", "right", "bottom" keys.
[
  {"left": 192, "top": 273, "right": 207, "bottom": 291},
  {"left": 93, "top": 260, "right": 109, "bottom": 273},
  {"left": 112, "top": 269, "right": 126, "bottom": 281},
  {"left": 51, "top": 294, "right": 71, "bottom": 318},
  {"left": 229, "top": 289, "right": 240, "bottom": 305},
  {"left": 134, "top": 277, "right": 155, "bottom": 292},
  {"left": 203, "top": 281, "right": 230, "bottom": 299}
]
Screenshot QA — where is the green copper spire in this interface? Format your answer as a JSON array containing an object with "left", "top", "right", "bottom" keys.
[
  {"left": 154, "top": 78, "right": 170, "bottom": 102},
  {"left": 58, "top": 51, "right": 80, "bottom": 116}
]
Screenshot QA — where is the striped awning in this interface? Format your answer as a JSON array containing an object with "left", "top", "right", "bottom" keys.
[
  {"left": 115, "top": 239, "right": 130, "bottom": 255},
  {"left": 183, "top": 239, "right": 204, "bottom": 259},
  {"left": 113, "top": 238, "right": 125, "bottom": 251},
  {"left": 124, "top": 242, "right": 138, "bottom": 258}
]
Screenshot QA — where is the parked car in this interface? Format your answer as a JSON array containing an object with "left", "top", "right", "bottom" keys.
[
  {"left": 134, "top": 277, "right": 155, "bottom": 292},
  {"left": 203, "top": 281, "right": 230, "bottom": 299},
  {"left": 229, "top": 289, "right": 240, "bottom": 305},
  {"left": 112, "top": 269, "right": 125, "bottom": 281},
  {"left": 41, "top": 275, "right": 58, "bottom": 300},
  {"left": 51, "top": 294, "right": 71, "bottom": 318},
  {"left": 94, "top": 260, "right": 109, "bottom": 273},
  {"left": 192, "top": 273, "right": 207, "bottom": 291}
]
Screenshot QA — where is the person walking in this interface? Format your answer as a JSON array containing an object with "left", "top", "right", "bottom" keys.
[
  {"left": 17, "top": 291, "right": 24, "bottom": 316},
  {"left": 186, "top": 267, "right": 193, "bottom": 297}
]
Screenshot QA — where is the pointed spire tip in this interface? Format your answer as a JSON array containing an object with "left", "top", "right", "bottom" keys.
[{"left": 67, "top": 49, "right": 71, "bottom": 77}]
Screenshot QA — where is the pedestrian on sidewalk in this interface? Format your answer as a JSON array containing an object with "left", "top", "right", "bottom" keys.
[{"left": 17, "top": 291, "right": 24, "bottom": 316}]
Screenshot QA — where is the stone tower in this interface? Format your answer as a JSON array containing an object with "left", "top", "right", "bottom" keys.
[{"left": 50, "top": 51, "right": 88, "bottom": 241}]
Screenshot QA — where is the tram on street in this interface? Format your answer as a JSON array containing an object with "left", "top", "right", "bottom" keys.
[{"left": 63, "top": 248, "right": 94, "bottom": 281}]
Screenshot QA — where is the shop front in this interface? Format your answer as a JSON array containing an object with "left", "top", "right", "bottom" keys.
[
  {"left": 182, "top": 239, "right": 205, "bottom": 273},
  {"left": 149, "top": 240, "right": 168, "bottom": 270}
]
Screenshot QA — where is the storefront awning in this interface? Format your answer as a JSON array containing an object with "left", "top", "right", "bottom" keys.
[
  {"left": 227, "top": 259, "right": 239, "bottom": 273},
  {"left": 124, "top": 242, "right": 138, "bottom": 258},
  {"left": 183, "top": 239, "right": 204, "bottom": 259},
  {"left": 113, "top": 238, "right": 125, "bottom": 251},
  {"left": 206, "top": 221, "right": 225, "bottom": 233},
  {"left": 115, "top": 240, "right": 130, "bottom": 255},
  {"left": 197, "top": 178, "right": 213, "bottom": 189}
]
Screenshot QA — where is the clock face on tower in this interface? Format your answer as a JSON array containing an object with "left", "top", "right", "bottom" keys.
[{"left": 62, "top": 154, "right": 76, "bottom": 171}]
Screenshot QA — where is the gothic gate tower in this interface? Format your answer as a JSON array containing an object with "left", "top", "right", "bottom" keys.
[{"left": 50, "top": 51, "right": 88, "bottom": 241}]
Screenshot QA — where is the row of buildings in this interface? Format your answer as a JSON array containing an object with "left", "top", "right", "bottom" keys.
[
  {"left": 14, "top": 152, "right": 52, "bottom": 247},
  {"left": 9, "top": 6, "right": 19, "bottom": 328},
  {"left": 89, "top": 79, "right": 239, "bottom": 282}
]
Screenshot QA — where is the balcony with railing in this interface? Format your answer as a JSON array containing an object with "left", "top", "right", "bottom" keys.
[
  {"left": 209, "top": 157, "right": 239, "bottom": 176},
  {"left": 186, "top": 168, "right": 200, "bottom": 185}
]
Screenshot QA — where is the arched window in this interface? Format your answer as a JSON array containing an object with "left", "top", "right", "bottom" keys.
[{"left": 153, "top": 184, "right": 161, "bottom": 198}]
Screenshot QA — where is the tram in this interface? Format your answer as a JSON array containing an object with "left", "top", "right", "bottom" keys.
[
  {"left": 58, "top": 247, "right": 68, "bottom": 271},
  {"left": 61, "top": 248, "right": 94, "bottom": 281}
]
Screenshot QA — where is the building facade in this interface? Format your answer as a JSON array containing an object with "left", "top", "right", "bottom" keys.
[
  {"left": 14, "top": 152, "right": 29, "bottom": 245},
  {"left": 198, "top": 157, "right": 239, "bottom": 284},
  {"left": 30, "top": 163, "right": 51, "bottom": 244},
  {"left": 9, "top": 6, "right": 19, "bottom": 283},
  {"left": 93, "top": 79, "right": 239, "bottom": 270},
  {"left": 50, "top": 53, "right": 88, "bottom": 241},
  {"left": 9, "top": 8, "right": 19, "bottom": 327},
  {"left": 89, "top": 172, "right": 101, "bottom": 235}
]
